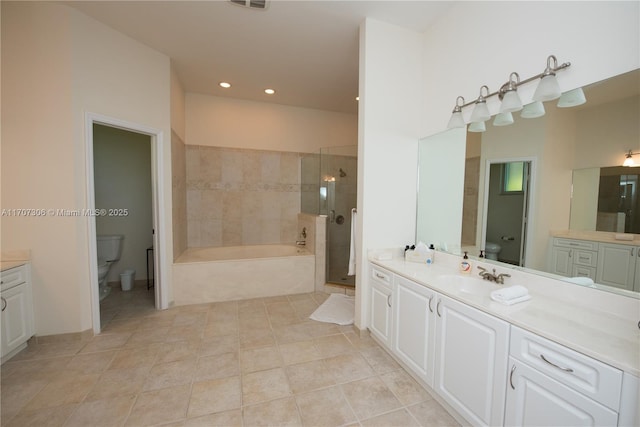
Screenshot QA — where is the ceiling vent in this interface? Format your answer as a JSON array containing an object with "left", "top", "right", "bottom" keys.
[{"left": 229, "top": 0, "right": 269, "bottom": 10}]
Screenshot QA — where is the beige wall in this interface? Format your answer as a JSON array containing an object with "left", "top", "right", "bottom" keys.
[
  {"left": 1, "top": 2, "right": 172, "bottom": 335},
  {"left": 186, "top": 93, "right": 357, "bottom": 153},
  {"left": 171, "top": 66, "right": 186, "bottom": 142}
]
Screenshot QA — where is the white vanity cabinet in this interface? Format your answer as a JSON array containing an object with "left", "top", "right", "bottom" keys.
[
  {"left": 550, "top": 238, "right": 598, "bottom": 281},
  {"left": 369, "top": 265, "right": 394, "bottom": 348},
  {"left": 1, "top": 264, "right": 35, "bottom": 361},
  {"left": 505, "top": 326, "right": 622, "bottom": 426},
  {"left": 392, "top": 275, "right": 437, "bottom": 386},
  {"left": 596, "top": 242, "right": 638, "bottom": 292},
  {"left": 434, "top": 294, "right": 510, "bottom": 427}
]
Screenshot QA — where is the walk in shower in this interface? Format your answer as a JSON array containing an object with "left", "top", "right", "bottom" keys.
[{"left": 301, "top": 145, "right": 357, "bottom": 286}]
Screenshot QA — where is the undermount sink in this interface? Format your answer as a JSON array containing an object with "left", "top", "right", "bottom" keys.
[{"left": 437, "top": 274, "right": 501, "bottom": 295}]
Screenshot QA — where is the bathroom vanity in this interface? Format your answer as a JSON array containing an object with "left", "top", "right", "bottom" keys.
[
  {"left": 368, "top": 251, "right": 639, "bottom": 427},
  {"left": 0, "top": 254, "right": 34, "bottom": 363}
]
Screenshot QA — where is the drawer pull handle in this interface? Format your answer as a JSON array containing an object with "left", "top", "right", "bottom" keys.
[
  {"left": 427, "top": 296, "right": 433, "bottom": 313},
  {"left": 436, "top": 300, "right": 441, "bottom": 317},
  {"left": 540, "top": 354, "right": 574, "bottom": 373},
  {"left": 509, "top": 364, "right": 517, "bottom": 390},
  {"left": 375, "top": 272, "right": 385, "bottom": 279},
  {"left": 1, "top": 297, "right": 6, "bottom": 312},
  {"left": 387, "top": 294, "right": 391, "bottom": 308}
]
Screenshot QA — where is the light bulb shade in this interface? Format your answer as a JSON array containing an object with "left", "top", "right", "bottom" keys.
[
  {"left": 533, "top": 74, "right": 562, "bottom": 102},
  {"left": 500, "top": 90, "right": 523, "bottom": 113},
  {"left": 447, "top": 111, "right": 466, "bottom": 129},
  {"left": 493, "top": 112, "right": 514, "bottom": 127},
  {"left": 520, "top": 101, "right": 545, "bottom": 119},
  {"left": 469, "top": 101, "right": 491, "bottom": 123},
  {"left": 557, "top": 87, "right": 586, "bottom": 108},
  {"left": 468, "top": 121, "right": 486, "bottom": 133},
  {"left": 623, "top": 153, "right": 635, "bottom": 167}
]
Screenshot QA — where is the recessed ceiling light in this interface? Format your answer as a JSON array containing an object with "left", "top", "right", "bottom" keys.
[
  {"left": 264, "top": 88, "right": 275, "bottom": 95},
  {"left": 219, "top": 82, "right": 231, "bottom": 88}
]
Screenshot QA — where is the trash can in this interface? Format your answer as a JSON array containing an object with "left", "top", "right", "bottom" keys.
[{"left": 120, "top": 269, "right": 136, "bottom": 291}]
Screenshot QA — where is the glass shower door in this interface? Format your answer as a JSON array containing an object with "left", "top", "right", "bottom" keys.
[{"left": 319, "top": 146, "right": 357, "bottom": 286}]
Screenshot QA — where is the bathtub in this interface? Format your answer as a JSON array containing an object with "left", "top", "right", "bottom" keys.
[{"left": 172, "top": 244, "right": 315, "bottom": 305}]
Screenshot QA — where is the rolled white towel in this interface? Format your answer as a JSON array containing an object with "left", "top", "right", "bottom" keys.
[{"left": 490, "top": 285, "right": 531, "bottom": 306}]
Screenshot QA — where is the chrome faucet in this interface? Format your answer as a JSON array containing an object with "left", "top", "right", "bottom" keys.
[
  {"left": 296, "top": 240, "right": 306, "bottom": 246},
  {"left": 477, "top": 266, "right": 511, "bottom": 285}
]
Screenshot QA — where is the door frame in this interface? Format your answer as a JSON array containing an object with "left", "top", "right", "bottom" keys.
[
  {"left": 85, "top": 112, "right": 169, "bottom": 334},
  {"left": 480, "top": 156, "right": 536, "bottom": 267}
]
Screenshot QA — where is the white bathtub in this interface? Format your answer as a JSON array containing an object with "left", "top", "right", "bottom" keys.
[{"left": 173, "top": 244, "right": 315, "bottom": 305}]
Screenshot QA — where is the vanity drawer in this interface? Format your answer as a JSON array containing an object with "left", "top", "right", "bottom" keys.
[
  {"left": 371, "top": 266, "right": 392, "bottom": 287},
  {"left": 554, "top": 238, "right": 598, "bottom": 251},
  {"left": 573, "top": 250, "right": 597, "bottom": 267},
  {"left": 0, "top": 265, "right": 27, "bottom": 292},
  {"left": 510, "top": 326, "right": 622, "bottom": 411}
]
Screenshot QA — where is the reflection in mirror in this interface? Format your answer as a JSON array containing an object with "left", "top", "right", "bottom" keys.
[{"left": 417, "top": 69, "right": 640, "bottom": 298}]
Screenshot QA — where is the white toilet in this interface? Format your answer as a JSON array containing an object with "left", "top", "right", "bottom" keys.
[
  {"left": 97, "top": 234, "right": 124, "bottom": 301},
  {"left": 484, "top": 241, "right": 502, "bottom": 260}
]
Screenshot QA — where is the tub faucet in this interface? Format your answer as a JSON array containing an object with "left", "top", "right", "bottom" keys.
[
  {"left": 296, "top": 240, "right": 306, "bottom": 246},
  {"left": 477, "top": 266, "right": 511, "bottom": 284}
]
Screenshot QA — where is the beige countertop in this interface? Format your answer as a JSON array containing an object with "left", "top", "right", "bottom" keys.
[
  {"left": 370, "top": 251, "right": 640, "bottom": 377},
  {"left": 1, "top": 249, "right": 31, "bottom": 272},
  {"left": 551, "top": 230, "right": 640, "bottom": 246}
]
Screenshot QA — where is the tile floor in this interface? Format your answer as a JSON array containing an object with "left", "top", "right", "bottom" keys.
[{"left": 0, "top": 281, "right": 459, "bottom": 427}]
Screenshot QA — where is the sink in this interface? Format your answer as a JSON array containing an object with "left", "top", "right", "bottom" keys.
[{"left": 437, "top": 274, "right": 501, "bottom": 295}]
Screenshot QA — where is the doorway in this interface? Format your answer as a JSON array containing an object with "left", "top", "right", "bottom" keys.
[
  {"left": 85, "top": 113, "right": 167, "bottom": 334},
  {"left": 481, "top": 159, "right": 532, "bottom": 266}
]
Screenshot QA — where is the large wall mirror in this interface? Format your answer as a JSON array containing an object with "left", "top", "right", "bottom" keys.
[{"left": 417, "top": 68, "right": 640, "bottom": 298}]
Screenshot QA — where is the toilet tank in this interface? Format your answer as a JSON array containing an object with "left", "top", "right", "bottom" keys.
[{"left": 97, "top": 234, "right": 124, "bottom": 261}]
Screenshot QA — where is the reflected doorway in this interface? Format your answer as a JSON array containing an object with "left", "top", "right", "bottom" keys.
[{"left": 482, "top": 160, "right": 532, "bottom": 266}]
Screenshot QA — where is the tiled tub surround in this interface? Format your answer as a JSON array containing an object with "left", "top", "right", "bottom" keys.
[
  {"left": 186, "top": 145, "right": 303, "bottom": 248},
  {"left": 173, "top": 244, "right": 315, "bottom": 305},
  {"left": 1, "top": 282, "right": 458, "bottom": 427},
  {"left": 369, "top": 250, "right": 640, "bottom": 376}
]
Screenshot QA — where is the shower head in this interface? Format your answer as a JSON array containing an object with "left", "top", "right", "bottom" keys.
[{"left": 339, "top": 168, "right": 347, "bottom": 177}]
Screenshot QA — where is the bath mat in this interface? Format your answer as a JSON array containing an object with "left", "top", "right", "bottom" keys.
[{"left": 310, "top": 293, "right": 355, "bottom": 325}]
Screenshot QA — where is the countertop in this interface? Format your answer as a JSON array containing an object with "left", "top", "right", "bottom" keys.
[
  {"left": 0, "top": 261, "right": 28, "bottom": 272},
  {"left": 1, "top": 249, "right": 31, "bottom": 272},
  {"left": 551, "top": 229, "right": 640, "bottom": 246},
  {"left": 370, "top": 253, "right": 640, "bottom": 377}
]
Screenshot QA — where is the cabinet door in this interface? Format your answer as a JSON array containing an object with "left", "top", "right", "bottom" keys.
[
  {"left": 550, "top": 246, "right": 573, "bottom": 276},
  {"left": 505, "top": 358, "right": 618, "bottom": 426},
  {"left": 393, "top": 276, "right": 436, "bottom": 386},
  {"left": 434, "top": 295, "right": 510, "bottom": 427},
  {"left": 1, "top": 283, "right": 31, "bottom": 357},
  {"left": 370, "top": 281, "right": 393, "bottom": 348},
  {"left": 596, "top": 243, "right": 636, "bottom": 291}
]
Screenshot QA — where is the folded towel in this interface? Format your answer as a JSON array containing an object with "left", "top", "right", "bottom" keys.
[
  {"left": 490, "top": 285, "right": 531, "bottom": 306},
  {"left": 563, "top": 276, "right": 595, "bottom": 286}
]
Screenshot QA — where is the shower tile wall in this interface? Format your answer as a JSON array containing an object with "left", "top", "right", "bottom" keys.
[
  {"left": 186, "top": 145, "right": 302, "bottom": 247},
  {"left": 461, "top": 156, "right": 480, "bottom": 246},
  {"left": 171, "top": 131, "right": 188, "bottom": 259}
]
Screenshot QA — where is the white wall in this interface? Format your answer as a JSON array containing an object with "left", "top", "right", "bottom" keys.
[
  {"left": 1, "top": 2, "right": 172, "bottom": 335},
  {"left": 356, "top": 18, "right": 423, "bottom": 328},
  {"left": 186, "top": 94, "right": 357, "bottom": 153}
]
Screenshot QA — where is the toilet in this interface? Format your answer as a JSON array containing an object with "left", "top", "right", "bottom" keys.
[
  {"left": 97, "top": 234, "right": 124, "bottom": 301},
  {"left": 484, "top": 241, "right": 502, "bottom": 261}
]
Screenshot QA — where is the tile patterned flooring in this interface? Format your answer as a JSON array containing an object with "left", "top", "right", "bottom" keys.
[{"left": 0, "top": 281, "right": 459, "bottom": 426}]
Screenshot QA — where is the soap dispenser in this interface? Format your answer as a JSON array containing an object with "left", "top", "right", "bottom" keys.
[{"left": 460, "top": 251, "right": 472, "bottom": 274}]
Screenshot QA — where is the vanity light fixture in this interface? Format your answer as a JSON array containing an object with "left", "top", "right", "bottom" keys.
[
  {"left": 623, "top": 150, "right": 640, "bottom": 167},
  {"left": 468, "top": 121, "right": 486, "bottom": 133},
  {"left": 446, "top": 55, "right": 571, "bottom": 129},
  {"left": 469, "top": 86, "right": 491, "bottom": 123},
  {"left": 499, "top": 72, "right": 523, "bottom": 113},
  {"left": 493, "top": 112, "right": 514, "bottom": 127}
]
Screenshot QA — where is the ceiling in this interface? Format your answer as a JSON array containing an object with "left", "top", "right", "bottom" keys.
[{"left": 63, "top": 1, "right": 454, "bottom": 114}]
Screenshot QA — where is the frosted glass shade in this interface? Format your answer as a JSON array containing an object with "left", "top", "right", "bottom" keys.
[
  {"left": 533, "top": 74, "right": 562, "bottom": 102},
  {"left": 447, "top": 111, "right": 466, "bottom": 129},
  {"left": 558, "top": 88, "right": 586, "bottom": 108},
  {"left": 469, "top": 101, "right": 490, "bottom": 123},
  {"left": 623, "top": 155, "right": 635, "bottom": 167},
  {"left": 500, "top": 90, "right": 523, "bottom": 113},
  {"left": 493, "top": 112, "right": 514, "bottom": 127},
  {"left": 520, "top": 101, "right": 545, "bottom": 119},
  {"left": 468, "top": 121, "right": 486, "bottom": 133}
]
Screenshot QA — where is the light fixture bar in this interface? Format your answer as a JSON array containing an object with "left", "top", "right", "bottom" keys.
[{"left": 454, "top": 59, "right": 571, "bottom": 111}]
